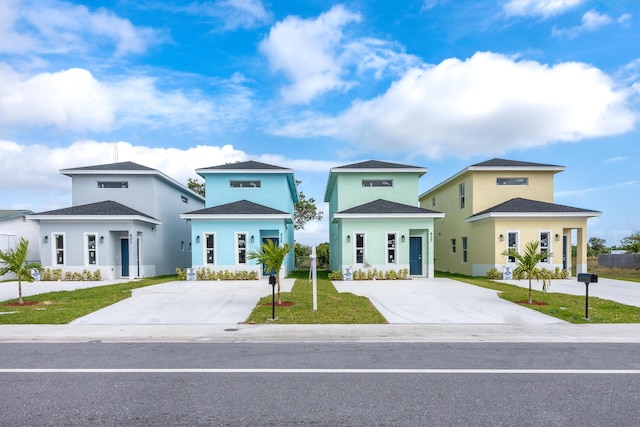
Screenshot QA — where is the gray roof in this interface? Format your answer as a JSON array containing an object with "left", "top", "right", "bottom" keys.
[
  {"left": 338, "top": 199, "right": 443, "bottom": 215},
  {"left": 61, "top": 161, "right": 155, "bottom": 172},
  {"left": 333, "top": 160, "right": 424, "bottom": 170},
  {"left": 184, "top": 200, "right": 288, "bottom": 215},
  {"left": 468, "top": 197, "right": 601, "bottom": 220},
  {"left": 197, "top": 160, "right": 289, "bottom": 171},
  {"left": 33, "top": 200, "right": 157, "bottom": 220},
  {"left": 471, "top": 158, "right": 563, "bottom": 168}
]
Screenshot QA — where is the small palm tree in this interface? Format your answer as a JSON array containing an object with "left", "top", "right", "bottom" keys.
[
  {"left": 502, "top": 240, "right": 551, "bottom": 305},
  {"left": 0, "top": 238, "right": 41, "bottom": 305},
  {"left": 248, "top": 239, "right": 292, "bottom": 304}
]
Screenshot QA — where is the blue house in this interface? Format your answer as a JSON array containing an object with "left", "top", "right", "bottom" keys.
[{"left": 181, "top": 161, "right": 297, "bottom": 277}]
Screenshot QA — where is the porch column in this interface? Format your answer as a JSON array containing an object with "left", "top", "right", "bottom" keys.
[{"left": 576, "top": 227, "right": 587, "bottom": 274}]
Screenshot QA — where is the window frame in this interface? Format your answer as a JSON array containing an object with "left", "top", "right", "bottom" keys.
[
  {"left": 506, "top": 231, "right": 519, "bottom": 263},
  {"left": 204, "top": 233, "right": 216, "bottom": 265},
  {"left": 462, "top": 237, "right": 468, "bottom": 263},
  {"left": 53, "top": 233, "right": 65, "bottom": 266},
  {"left": 386, "top": 233, "right": 397, "bottom": 264},
  {"left": 362, "top": 179, "right": 393, "bottom": 188},
  {"left": 236, "top": 232, "right": 248, "bottom": 264},
  {"left": 85, "top": 233, "right": 97, "bottom": 266},
  {"left": 459, "top": 182, "right": 466, "bottom": 209},
  {"left": 354, "top": 232, "right": 365, "bottom": 265},
  {"left": 539, "top": 231, "right": 551, "bottom": 263},
  {"left": 497, "top": 177, "right": 529, "bottom": 186},
  {"left": 97, "top": 181, "right": 128, "bottom": 189},
  {"left": 230, "top": 180, "right": 261, "bottom": 188},
  {"left": 451, "top": 238, "right": 457, "bottom": 254}
]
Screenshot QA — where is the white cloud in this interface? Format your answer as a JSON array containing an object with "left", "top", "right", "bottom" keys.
[
  {"left": 0, "top": 0, "right": 161, "bottom": 56},
  {"left": 272, "top": 52, "right": 637, "bottom": 159},
  {"left": 260, "top": 5, "right": 362, "bottom": 104},
  {"left": 551, "top": 10, "right": 628, "bottom": 38},
  {"left": 555, "top": 181, "right": 639, "bottom": 198},
  {"left": 503, "top": 0, "right": 584, "bottom": 19},
  {"left": 0, "top": 65, "right": 253, "bottom": 133}
]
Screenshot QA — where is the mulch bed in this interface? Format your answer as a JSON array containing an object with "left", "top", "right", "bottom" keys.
[
  {"left": 5, "top": 301, "right": 39, "bottom": 307},
  {"left": 515, "top": 300, "right": 548, "bottom": 306},
  {"left": 262, "top": 302, "right": 295, "bottom": 307}
]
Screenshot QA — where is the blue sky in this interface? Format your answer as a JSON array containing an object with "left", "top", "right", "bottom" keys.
[{"left": 1, "top": 0, "right": 638, "bottom": 247}]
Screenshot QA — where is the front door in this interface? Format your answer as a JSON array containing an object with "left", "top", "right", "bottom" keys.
[
  {"left": 409, "top": 236, "right": 422, "bottom": 276},
  {"left": 262, "top": 237, "right": 279, "bottom": 276},
  {"left": 121, "top": 239, "right": 129, "bottom": 277}
]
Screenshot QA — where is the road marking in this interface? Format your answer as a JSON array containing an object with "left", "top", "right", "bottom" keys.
[{"left": 1, "top": 368, "right": 640, "bottom": 374}]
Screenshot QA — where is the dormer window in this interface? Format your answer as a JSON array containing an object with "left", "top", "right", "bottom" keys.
[
  {"left": 98, "top": 181, "right": 128, "bottom": 188},
  {"left": 497, "top": 178, "right": 528, "bottom": 185},
  {"left": 362, "top": 179, "right": 393, "bottom": 187},
  {"left": 230, "top": 180, "right": 261, "bottom": 188}
]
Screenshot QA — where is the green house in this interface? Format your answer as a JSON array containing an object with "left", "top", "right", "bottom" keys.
[{"left": 324, "top": 160, "right": 444, "bottom": 277}]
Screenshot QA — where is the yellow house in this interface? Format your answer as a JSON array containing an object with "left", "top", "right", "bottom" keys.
[{"left": 419, "top": 159, "right": 601, "bottom": 276}]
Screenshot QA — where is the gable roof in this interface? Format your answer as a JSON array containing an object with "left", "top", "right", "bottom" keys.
[
  {"left": 29, "top": 200, "right": 160, "bottom": 224},
  {"left": 196, "top": 160, "right": 292, "bottom": 173},
  {"left": 59, "top": 161, "right": 205, "bottom": 202},
  {"left": 333, "top": 199, "right": 444, "bottom": 222},
  {"left": 466, "top": 197, "right": 601, "bottom": 222},
  {"left": 181, "top": 200, "right": 292, "bottom": 222},
  {"left": 420, "top": 158, "right": 566, "bottom": 199}
]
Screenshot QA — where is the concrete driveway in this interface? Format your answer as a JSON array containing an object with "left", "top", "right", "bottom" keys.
[
  {"left": 72, "top": 279, "right": 295, "bottom": 325},
  {"left": 333, "top": 278, "right": 563, "bottom": 324}
]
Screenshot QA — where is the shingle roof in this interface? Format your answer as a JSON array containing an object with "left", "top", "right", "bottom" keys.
[
  {"left": 33, "top": 200, "right": 157, "bottom": 219},
  {"left": 333, "top": 160, "right": 424, "bottom": 170},
  {"left": 338, "top": 199, "right": 443, "bottom": 215},
  {"left": 197, "top": 160, "right": 289, "bottom": 171},
  {"left": 184, "top": 200, "right": 288, "bottom": 215},
  {"left": 471, "top": 158, "right": 563, "bottom": 168},
  {"left": 468, "top": 197, "right": 601, "bottom": 220},
  {"left": 61, "top": 161, "right": 155, "bottom": 172}
]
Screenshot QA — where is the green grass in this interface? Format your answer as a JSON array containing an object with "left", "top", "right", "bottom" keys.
[
  {"left": 0, "top": 275, "right": 177, "bottom": 324},
  {"left": 436, "top": 271, "right": 640, "bottom": 324},
  {"left": 245, "top": 270, "right": 387, "bottom": 324}
]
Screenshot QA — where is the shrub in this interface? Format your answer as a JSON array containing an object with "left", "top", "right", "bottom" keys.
[
  {"left": 93, "top": 269, "right": 102, "bottom": 281},
  {"left": 486, "top": 268, "right": 503, "bottom": 280},
  {"left": 328, "top": 271, "right": 344, "bottom": 280}
]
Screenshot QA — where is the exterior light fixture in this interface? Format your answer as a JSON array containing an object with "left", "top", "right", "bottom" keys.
[
  {"left": 555, "top": 234, "right": 560, "bottom": 241},
  {"left": 401, "top": 235, "right": 405, "bottom": 243},
  {"left": 251, "top": 235, "right": 254, "bottom": 243},
  {"left": 99, "top": 236, "right": 104, "bottom": 244},
  {"left": 347, "top": 235, "right": 351, "bottom": 243},
  {"left": 196, "top": 235, "right": 200, "bottom": 243},
  {"left": 499, "top": 234, "right": 504, "bottom": 242},
  {"left": 43, "top": 236, "right": 48, "bottom": 243}
]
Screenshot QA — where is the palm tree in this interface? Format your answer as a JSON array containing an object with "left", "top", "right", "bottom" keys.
[
  {"left": 0, "top": 238, "right": 41, "bottom": 305},
  {"left": 501, "top": 240, "right": 551, "bottom": 305},
  {"left": 248, "top": 239, "right": 292, "bottom": 304}
]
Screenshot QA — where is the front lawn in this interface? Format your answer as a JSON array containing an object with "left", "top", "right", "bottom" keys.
[
  {"left": 0, "top": 275, "right": 177, "bottom": 324},
  {"left": 437, "top": 271, "right": 640, "bottom": 323},
  {"left": 245, "top": 270, "right": 387, "bottom": 324}
]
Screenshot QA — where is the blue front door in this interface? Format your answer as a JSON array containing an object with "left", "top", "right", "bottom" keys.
[
  {"left": 262, "top": 237, "right": 279, "bottom": 276},
  {"left": 409, "top": 236, "right": 422, "bottom": 276},
  {"left": 121, "top": 239, "right": 129, "bottom": 277}
]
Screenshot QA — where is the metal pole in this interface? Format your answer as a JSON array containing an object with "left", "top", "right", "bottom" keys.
[
  {"left": 585, "top": 282, "right": 589, "bottom": 319},
  {"left": 272, "top": 283, "right": 275, "bottom": 320},
  {"left": 311, "top": 246, "right": 317, "bottom": 311}
]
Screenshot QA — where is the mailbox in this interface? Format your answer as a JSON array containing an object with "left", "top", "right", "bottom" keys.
[
  {"left": 269, "top": 275, "right": 276, "bottom": 286},
  {"left": 577, "top": 273, "right": 598, "bottom": 283}
]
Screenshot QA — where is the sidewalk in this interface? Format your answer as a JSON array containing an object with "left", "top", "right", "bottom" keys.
[{"left": 1, "top": 323, "right": 639, "bottom": 343}]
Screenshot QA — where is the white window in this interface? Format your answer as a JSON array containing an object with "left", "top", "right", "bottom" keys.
[
  {"left": 459, "top": 182, "right": 466, "bottom": 209},
  {"left": 230, "top": 180, "right": 260, "bottom": 188},
  {"left": 362, "top": 179, "right": 393, "bottom": 187},
  {"left": 451, "top": 238, "right": 456, "bottom": 254},
  {"left": 507, "top": 231, "right": 519, "bottom": 263},
  {"left": 205, "top": 233, "right": 215, "bottom": 265},
  {"left": 432, "top": 197, "right": 436, "bottom": 207},
  {"left": 237, "top": 233, "right": 247, "bottom": 264},
  {"left": 86, "top": 234, "right": 97, "bottom": 265},
  {"left": 387, "top": 233, "right": 397, "bottom": 264},
  {"left": 497, "top": 177, "right": 528, "bottom": 186},
  {"left": 462, "top": 237, "right": 468, "bottom": 263},
  {"left": 54, "top": 233, "right": 65, "bottom": 265},
  {"left": 540, "top": 231, "right": 550, "bottom": 263},
  {"left": 355, "top": 233, "right": 365, "bottom": 264},
  {"left": 97, "top": 181, "right": 128, "bottom": 188}
]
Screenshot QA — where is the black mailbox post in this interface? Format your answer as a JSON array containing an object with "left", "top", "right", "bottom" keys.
[
  {"left": 577, "top": 273, "right": 598, "bottom": 319},
  {"left": 269, "top": 275, "right": 277, "bottom": 320}
]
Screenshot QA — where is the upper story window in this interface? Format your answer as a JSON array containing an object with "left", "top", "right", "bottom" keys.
[
  {"left": 459, "top": 182, "right": 466, "bottom": 209},
  {"left": 362, "top": 179, "right": 393, "bottom": 187},
  {"left": 230, "top": 180, "right": 261, "bottom": 188},
  {"left": 98, "top": 181, "right": 128, "bottom": 188},
  {"left": 497, "top": 178, "right": 529, "bottom": 186}
]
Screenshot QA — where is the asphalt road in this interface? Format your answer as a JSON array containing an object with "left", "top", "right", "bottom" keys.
[{"left": 2, "top": 342, "right": 640, "bottom": 426}]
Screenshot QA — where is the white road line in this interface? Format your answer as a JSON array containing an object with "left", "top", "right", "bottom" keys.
[{"left": 1, "top": 368, "right": 640, "bottom": 374}]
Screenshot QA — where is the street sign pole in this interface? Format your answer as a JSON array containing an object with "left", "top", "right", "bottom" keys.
[{"left": 311, "top": 246, "right": 317, "bottom": 311}]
